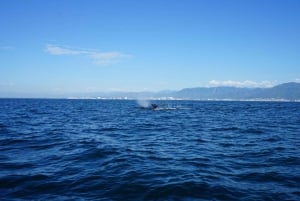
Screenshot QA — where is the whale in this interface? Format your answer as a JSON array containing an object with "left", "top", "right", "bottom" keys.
[
  {"left": 151, "top": 104, "right": 158, "bottom": 110},
  {"left": 140, "top": 104, "right": 159, "bottom": 110}
]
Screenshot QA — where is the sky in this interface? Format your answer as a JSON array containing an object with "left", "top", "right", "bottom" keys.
[{"left": 0, "top": 0, "right": 300, "bottom": 97}]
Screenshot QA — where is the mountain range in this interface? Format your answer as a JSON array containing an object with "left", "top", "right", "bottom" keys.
[{"left": 91, "top": 82, "right": 300, "bottom": 101}]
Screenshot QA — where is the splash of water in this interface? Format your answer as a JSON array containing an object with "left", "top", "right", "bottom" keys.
[{"left": 136, "top": 99, "right": 151, "bottom": 108}]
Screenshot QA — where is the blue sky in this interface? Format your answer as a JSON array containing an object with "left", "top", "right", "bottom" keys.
[{"left": 0, "top": 0, "right": 299, "bottom": 97}]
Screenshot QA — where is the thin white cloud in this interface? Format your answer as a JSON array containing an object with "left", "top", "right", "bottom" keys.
[
  {"left": 89, "top": 52, "right": 132, "bottom": 66},
  {"left": 45, "top": 44, "right": 81, "bottom": 55},
  {"left": 208, "top": 80, "right": 275, "bottom": 88},
  {"left": 295, "top": 78, "right": 300, "bottom": 83},
  {"left": 45, "top": 44, "right": 132, "bottom": 66}
]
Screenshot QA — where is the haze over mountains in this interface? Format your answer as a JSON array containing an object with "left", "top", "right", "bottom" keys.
[
  {"left": 174, "top": 82, "right": 300, "bottom": 100},
  {"left": 81, "top": 82, "right": 300, "bottom": 101},
  {"left": 2, "top": 82, "right": 300, "bottom": 100}
]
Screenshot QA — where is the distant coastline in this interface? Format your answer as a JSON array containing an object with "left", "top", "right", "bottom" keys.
[
  {"left": 1, "top": 82, "right": 300, "bottom": 101},
  {"left": 66, "top": 82, "right": 300, "bottom": 101},
  {"left": 65, "top": 97, "right": 300, "bottom": 103}
]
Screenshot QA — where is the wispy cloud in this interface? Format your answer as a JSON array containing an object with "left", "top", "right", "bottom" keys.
[
  {"left": 295, "top": 78, "right": 300, "bottom": 83},
  {"left": 89, "top": 52, "right": 131, "bottom": 65},
  {"left": 45, "top": 44, "right": 81, "bottom": 55},
  {"left": 208, "top": 80, "right": 275, "bottom": 88},
  {"left": 45, "top": 44, "right": 132, "bottom": 66}
]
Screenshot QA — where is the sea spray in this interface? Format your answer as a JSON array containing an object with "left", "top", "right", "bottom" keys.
[{"left": 136, "top": 99, "right": 151, "bottom": 108}]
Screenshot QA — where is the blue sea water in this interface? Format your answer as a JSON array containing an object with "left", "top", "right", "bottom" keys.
[{"left": 0, "top": 99, "right": 299, "bottom": 201}]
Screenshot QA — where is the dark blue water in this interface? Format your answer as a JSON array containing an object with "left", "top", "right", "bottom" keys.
[{"left": 0, "top": 99, "right": 299, "bottom": 200}]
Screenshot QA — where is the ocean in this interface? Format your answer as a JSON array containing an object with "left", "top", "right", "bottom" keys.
[{"left": 0, "top": 99, "right": 299, "bottom": 200}]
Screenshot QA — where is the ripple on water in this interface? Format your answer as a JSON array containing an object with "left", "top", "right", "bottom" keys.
[{"left": 0, "top": 99, "right": 299, "bottom": 200}]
